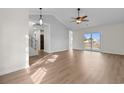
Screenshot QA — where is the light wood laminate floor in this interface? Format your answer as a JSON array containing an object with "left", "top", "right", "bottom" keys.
[
  {"left": 29, "top": 50, "right": 48, "bottom": 65},
  {"left": 0, "top": 50, "right": 124, "bottom": 84}
]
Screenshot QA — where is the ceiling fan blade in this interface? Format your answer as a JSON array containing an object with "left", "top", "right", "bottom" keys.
[
  {"left": 82, "top": 16, "right": 87, "bottom": 18},
  {"left": 79, "top": 16, "right": 87, "bottom": 20},
  {"left": 82, "top": 20, "right": 89, "bottom": 22}
]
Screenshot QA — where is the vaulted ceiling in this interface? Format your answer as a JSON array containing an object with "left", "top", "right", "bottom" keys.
[{"left": 29, "top": 8, "right": 124, "bottom": 30}]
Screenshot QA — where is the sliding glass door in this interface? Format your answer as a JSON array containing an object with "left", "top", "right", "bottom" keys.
[{"left": 83, "top": 32, "right": 101, "bottom": 51}]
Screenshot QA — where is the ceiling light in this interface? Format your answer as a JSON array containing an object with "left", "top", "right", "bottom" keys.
[
  {"left": 76, "top": 20, "right": 81, "bottom": 24},
  {"left": 71, "top": 8, "right": 89, "bottom": 24},
  {"left": 33, "top": 8, "right": 44, "bottom": 30},
  {"left": 39, "top": 18, "right": 43, "bottom": 25},
  {"left": 39, "top": 8, "right": 43, "bottom": 25}
]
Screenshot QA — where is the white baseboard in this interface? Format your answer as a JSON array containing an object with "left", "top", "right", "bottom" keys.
[
  {"left": 73, "top": 48, "right": 124, "bottom": 55},
  {"left": 0, "top": 64, "right": 27, "bottom": 76},
  {"left": 51, "top": 49, "right": 68, "bottom": 53},
  {"left": 73, "top": 48, "right": 83, "bottom": 51},
  {"left": 101, "top": 50, "right": 124, "bottom": 55}
]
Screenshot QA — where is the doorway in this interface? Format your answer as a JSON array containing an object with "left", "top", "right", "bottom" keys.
[{"left": 40, "top": 34, "right": 44, "bottom": 50}]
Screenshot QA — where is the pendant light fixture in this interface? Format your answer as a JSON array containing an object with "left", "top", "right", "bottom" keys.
[
  {"left": 39, "top": 8, "right": 43, "bottom": 25},
  {"left": 33, "top": 8, "right": 44, "bottom": 30}
]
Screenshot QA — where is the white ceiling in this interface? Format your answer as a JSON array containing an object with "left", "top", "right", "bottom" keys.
[{"left": 29, "top": 8, "right": 124, "bottom": 30}]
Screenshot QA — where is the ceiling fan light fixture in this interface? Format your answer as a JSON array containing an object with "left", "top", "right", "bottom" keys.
[
  {"left": 71, "top": 8, "right": 88, "bottom": 24},
  {"left": 76, "top": 20, "right": 81, "bottom": 24}
]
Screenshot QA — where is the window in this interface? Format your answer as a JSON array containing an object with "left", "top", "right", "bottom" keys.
[{"left": 83, "top": 32, "right": 101, "bottom": 51}]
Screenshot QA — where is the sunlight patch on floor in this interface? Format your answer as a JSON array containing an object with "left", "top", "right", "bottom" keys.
[
  {"left": 31, "top": 67, "right": 47, "bottom": 84},
  {"left": 45, "top": 54, "right": 59, "bottom": 64},
  {"left": 31, "top": 59, "right": 45, "bottom": 67},
  {"left": 51, "top": 55, "right": 59, "bottom": 58}
]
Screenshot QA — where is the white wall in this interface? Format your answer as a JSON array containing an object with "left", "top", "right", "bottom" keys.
[
  {"left": 0, "top": 9, "right": 29, "bottom": 75},
  {"left": 73, "top": 23, "right": 124, "bottom": 55},
  {"left": 43, "top": 23, "right": 51, "bottom": 53},
  {"left": 73, "top": 31, "right": 83, "bottom": 50},
  {"left": 43, "top": 15, "right": 69, "bottom": 53},
  {"left": 69, "top": 31, "right": 73, "bottom": 49}
]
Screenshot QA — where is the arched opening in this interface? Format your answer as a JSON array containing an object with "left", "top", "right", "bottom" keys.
[{"left": 29, "top": 21, "right": 51, "bottom": 66}]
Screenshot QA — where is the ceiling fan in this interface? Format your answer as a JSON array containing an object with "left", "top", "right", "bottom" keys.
[{"left": 71, "top": 8, "right": 89, "bottom": 24}]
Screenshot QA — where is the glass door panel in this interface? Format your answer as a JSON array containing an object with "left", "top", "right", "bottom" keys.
[
  {"left": 84, "top": 33, "right": 92, "bottom": 50},
  {"left": 92, "top": 32, "right": 101, "bottom": 51}
]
